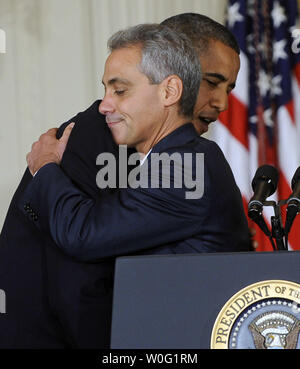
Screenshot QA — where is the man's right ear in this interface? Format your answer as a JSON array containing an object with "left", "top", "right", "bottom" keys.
[{"left": 159, "top": 74, "right": 183, "bottom": 109}]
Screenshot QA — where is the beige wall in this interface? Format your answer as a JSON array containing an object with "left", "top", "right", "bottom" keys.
[{"left": 0, "top": 0, "right": 227, "bottom": 229}]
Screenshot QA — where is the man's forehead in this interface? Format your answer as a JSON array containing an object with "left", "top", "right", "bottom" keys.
[
  {"left": 102, "top": 46, "right": 143, "bottom": 83},
  {"left": 200, "top": 41, "right": 240, "bottom": 81},
  {"left": 102, "top": 77, "right": 132, "bottom": 86},
  {"left": 202, "top": 40, "right": 239, "bottom": 62}
]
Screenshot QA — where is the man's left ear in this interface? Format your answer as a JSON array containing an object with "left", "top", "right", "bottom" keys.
[{"left": 160, "top": 75, "right": 183, "bottom": 108}]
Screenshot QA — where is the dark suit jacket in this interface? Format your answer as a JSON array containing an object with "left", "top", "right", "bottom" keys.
[
  {"left": 20, "top": 110, "right": 251, "bottom": 261},
  {"left": 0, "top": 100, "right": 251, "bottom": 349},
  {"left": 0, "top": 101, "right": 119, "bottom": 348}
]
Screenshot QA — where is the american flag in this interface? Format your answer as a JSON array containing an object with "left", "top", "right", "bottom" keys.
[{"left": 210, "top": 0, "right": 300, "bottom": 251}]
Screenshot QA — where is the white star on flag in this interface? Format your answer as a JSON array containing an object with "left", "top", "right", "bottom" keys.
[
  {"left": 263, "top": 108, "right": 274, "bottom": 127},
  {"left": 227, "top": 3, "right": 244, "bottom": 28},
  {"left": 273, "top": 39, "right": 288, "bottom": 62},
  {"left": 271, "top": 1, "right": 287, "bottom": 27},
  {"left": 246, "top": 0, "right": 255, "bottom": 17},
  {"left": 258, "top": 70, "right": 271, "bottom": 97},
  {"left": 271, "top": 75, "right": 282, "bottom": 96},
  {"left": 249, "top": 115, "right": 257, "bottom": 124},
  {"left": 249, "top": 110, "right": 274, "bottom": 128},
  {"left": 246, "top": 34, "right": 255, "bottom": 54}
]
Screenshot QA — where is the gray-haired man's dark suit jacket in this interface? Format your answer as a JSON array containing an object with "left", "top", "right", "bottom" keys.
[{"left": 0, "top": 100, "right": 251, "bottom": 348}]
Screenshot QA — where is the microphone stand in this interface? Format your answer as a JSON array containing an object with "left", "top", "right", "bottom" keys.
[{"left": 263, "top": 200, "right": 287, "bottom": 251}]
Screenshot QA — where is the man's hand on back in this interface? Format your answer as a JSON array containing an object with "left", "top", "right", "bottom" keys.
[{"left": 26, "top": 122, "right": 75, "bottom": 176}]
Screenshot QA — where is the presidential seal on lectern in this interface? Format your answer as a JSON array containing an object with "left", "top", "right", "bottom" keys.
[{"left": 211, "top": 280, "right": 300, "bottom": 349}]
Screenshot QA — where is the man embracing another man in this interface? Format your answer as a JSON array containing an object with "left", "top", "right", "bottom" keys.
[{"left": 0, "top": 16, "right": 251, "bottom": 349}]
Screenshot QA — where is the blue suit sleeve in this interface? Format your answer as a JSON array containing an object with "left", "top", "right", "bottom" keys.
[{"left": 20, "top": 163, "right": 205, "bottom": 261}]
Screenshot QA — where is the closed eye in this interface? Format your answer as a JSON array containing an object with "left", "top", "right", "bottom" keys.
[
  {"left": 114, "top": 90, "right": 126, "bottom": 96},
  {"left": 204, "top": 78, "right": 218, "bottom": 87},
  {"left": 204, "top": 78, "right": 234, "bottom": 95}
]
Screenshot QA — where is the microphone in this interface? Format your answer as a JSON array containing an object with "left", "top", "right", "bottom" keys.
[
  {"left": 285, "top": 167, "right": 300, "bottom": 235},
  {"left": 248, "top": 165, "right": 279, "bottom": 236}
]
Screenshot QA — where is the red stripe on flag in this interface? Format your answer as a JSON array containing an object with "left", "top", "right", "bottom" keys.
[
  {"left": 242, "top": 195, "right": 274, "bottom": 252},
  {"left": 285, "top": 100, "right": 295, "bottom": 123},
  {"left": 286, "top": 213, "right": 300, "bottom": 250},
  {"left": 218, "top": 94, "right": 249, "bottom": 150},
  {"left": 252, "top": 222, "right": 274, "bottom": 252},
  {"left": 277, "top": 171, "right": 292, "bottom": 200}
]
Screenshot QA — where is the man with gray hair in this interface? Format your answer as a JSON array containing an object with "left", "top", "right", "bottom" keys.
[
  {"left": 106, "top": 23, "right": 201, "bottom": 118},
  {"left": 0, "top": 15, "right": 251, "bottom": 349},
  {"left": 96, "top": 23, "right": 201, "bottom": 158},
  {"left": 24, "top": 23, "right": 248, "bottom": 260}
]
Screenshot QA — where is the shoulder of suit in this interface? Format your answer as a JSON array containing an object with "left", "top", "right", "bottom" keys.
[
  {"left": 163, "top": 135, "right": 224, "bottom": 156},
  {"left": 57, "top": 100, "right": 106, "bottom": 137}
]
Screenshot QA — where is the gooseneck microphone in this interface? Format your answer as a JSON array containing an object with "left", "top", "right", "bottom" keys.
[
  {"left": 285, "top": 167, "right": 300, "bottom": 235},
  {"left": 248, "top": 165, "right": 279, "bottom": 237}
]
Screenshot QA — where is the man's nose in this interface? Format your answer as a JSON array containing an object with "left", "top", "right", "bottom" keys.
[
  {"left": 99, "top": 95, "right": 115, "bottom": 115},
  {"left": 211, "top": 90, "right": 228, "bottom": 113}
]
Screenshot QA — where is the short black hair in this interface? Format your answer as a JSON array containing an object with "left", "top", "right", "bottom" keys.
[{"left": 161, "top": 13, "right": 240, "bottom": 55}]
